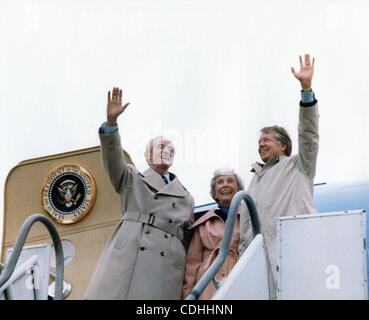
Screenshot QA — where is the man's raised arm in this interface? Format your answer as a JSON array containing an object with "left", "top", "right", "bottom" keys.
[
  {"left": 292, "top": 54, "right": 319, "bottom": 179},
  {"left": 99, "top": 87, "right": 133, "bottom": 193}
]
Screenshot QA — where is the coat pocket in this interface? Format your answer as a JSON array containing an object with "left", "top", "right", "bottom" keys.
[{"left": 112, "top": 220, "right": 143, "bottom": 249}]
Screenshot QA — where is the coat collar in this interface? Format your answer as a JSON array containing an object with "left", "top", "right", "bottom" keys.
[
  {"left": 190, "top": 207, "right": 241, "bottom": 229},
  {"left": 141, "top": 167, "right": 188, "bottom": 197},
  {"left": 190, "top": 210, "right": 220, "bottom": 229},
  {"left": 250, "top": 156, "right": 286, "bottom": 176},
  {"left": 250, "top": 162, "right": 264, "bottom": 174}
]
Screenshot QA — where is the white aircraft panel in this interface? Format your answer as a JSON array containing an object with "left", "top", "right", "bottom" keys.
[{"left": 277, "top": 210, "right": 367, "bottom": 300}]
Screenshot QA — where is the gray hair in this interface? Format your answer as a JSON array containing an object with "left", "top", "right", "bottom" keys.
[
  {"left": 260, "top": 126, "right": 292, "bottom": 156},
  {"left": 144, "top": 136, "right": 174, "bottom": 165},
  {"left": 210, "top": 167, "right": 244, "bottom": 200}
]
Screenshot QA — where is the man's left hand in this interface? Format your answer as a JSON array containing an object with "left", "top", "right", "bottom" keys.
[{"left": 291, "top": 53, "right": 315, "bottom": 90}]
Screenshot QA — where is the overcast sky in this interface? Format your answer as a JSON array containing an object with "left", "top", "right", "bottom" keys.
[{"left": 1, "top": 0, "right": 369, "bottom": 243}]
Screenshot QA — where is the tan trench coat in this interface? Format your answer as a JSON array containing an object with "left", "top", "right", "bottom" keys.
[
  {"left": 239, "top": 103, "right": 319, "bottom": 297},
  {"left": 85, "top": 130, "right": 194, "bottom": 300},
  {"left": 182, "top": 209, "right": 240, "bottom": 300}
]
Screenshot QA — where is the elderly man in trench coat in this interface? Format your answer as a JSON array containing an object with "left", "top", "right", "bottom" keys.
[
  {"left": 239, "top": 54, "right": 319, "bottom": 299},
  {"left": 85, "top": 87, "right": 194, "bottom": 300}
]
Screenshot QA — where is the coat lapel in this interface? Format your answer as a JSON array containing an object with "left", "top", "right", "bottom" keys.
[
  {"left": 141, "top": 167, "right": 188, "bottom": 197},
  {"left": 157, "top": 176, "right": 188, "bottom": 197},
  {"left": 141, "top": 167, "right": 166, "bottom": 192}
]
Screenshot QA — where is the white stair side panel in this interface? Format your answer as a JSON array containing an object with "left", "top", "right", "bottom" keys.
[
  {"left": 277, "top": 210, "right": 367, "bottom": 300},
  {"left": 212, "top": 234, "right": 269, "bottom": 300}
]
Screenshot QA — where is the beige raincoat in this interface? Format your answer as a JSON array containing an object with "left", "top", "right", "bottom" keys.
[
  {"left": 85, "top": 130, "right": 194, "bottom": 300},
  {"left": 239, "top": 102, "right": 319, "bottom": 297}
]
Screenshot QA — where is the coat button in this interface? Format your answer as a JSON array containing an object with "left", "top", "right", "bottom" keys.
[
  {"left": 153, "top": 195, "right": 158, "bottom": 200},
  {"left": 140, "top": 246, "right": 145, "bottom": 251},
  {"left": 172, "top": 203, "right": 176, "bottom": 208},
  {"left": 145, "top": 230, "right": 150, "bottom": 235},
  {"left": 160, "top": 251, "right": 165, "bottom": 256},
  {"left": 164, "top": 234, "right": 169, "bottom": 238}
]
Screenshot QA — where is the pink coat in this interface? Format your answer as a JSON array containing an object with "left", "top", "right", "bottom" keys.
[{"left": 182, "top": 209, "right": 240, "bottom": 300}]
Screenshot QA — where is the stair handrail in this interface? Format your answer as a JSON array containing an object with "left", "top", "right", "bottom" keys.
[{"left": 0, "top": 213, "right": 64, "bottom": 300}]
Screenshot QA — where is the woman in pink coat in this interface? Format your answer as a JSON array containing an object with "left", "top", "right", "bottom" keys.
[{"left": 182, "top": 167, "right": 244, "bottom": 300}]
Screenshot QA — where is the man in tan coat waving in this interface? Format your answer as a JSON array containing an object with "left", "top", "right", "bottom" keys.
[
  {"left": 85, "top": 87, "right": 194, "bottom": 300},
  {"left": 239, "top": 54, "right": 319, "bottom": 299}
]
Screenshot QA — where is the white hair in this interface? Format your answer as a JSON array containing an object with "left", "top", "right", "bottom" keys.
[
  {"left": 210, "top": 166, "right": 244, "bottom": 199},
  {"left": 144, "top": 136, "right": 174, "bottom": 165}
]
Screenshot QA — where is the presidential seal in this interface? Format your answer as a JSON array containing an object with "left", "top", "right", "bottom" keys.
[{"left": 41, "top": 164, "right": 96, "bottom": 224}]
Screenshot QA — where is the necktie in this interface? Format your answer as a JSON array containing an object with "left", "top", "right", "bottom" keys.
[{"left": 162, "top": 176, "right": 169, "bottom": 184}]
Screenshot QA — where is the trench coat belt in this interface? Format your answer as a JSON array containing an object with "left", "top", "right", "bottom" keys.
[{"left": 122, "top": 214, "right": 184, "bottom": 241}]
